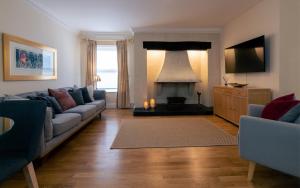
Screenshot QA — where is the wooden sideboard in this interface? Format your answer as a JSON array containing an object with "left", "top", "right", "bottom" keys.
[{"left": 213, "top": 86, "right": 272, "bottom": 125}]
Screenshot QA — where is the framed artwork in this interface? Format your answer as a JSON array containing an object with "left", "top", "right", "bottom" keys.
[{"left": 2, "top": 33, "right": 57, "bottom": 80}]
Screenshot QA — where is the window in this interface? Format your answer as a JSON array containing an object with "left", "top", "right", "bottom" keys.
[{"left": 96, "top": 44, "right": 118, "bottom": 92}]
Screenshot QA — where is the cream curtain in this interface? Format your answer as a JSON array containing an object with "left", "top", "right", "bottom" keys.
[
  {"left": 86, "top": 40, "right": 97, "bottom": 87},
  {"left": 117, "top": 40, "right": 130, "bottom": 108}
]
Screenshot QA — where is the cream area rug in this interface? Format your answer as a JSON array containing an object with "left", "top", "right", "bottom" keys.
[{"left": 111, "top": 117, "right": 237, "bottom": 149}]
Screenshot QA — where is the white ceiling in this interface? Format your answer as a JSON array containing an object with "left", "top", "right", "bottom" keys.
[{"left": 27, "top": 0, "right": 262, "bottom": 32}]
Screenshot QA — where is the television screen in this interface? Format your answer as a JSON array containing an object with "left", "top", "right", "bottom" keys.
[{"left": 225, "top": 36, "right": 265, "bottom": 73}]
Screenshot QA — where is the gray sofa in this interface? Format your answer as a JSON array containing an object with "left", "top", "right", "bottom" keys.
[
  {"left": 239, "top": 104, "right": 300, "bottom": 180},
  {"left": 17, "top": 88, "right": 106, "bottom": 158}
]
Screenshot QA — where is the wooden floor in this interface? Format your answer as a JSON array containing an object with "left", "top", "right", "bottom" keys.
[{"left": 1, "top": 109, "right": 299, "bottom": 188}]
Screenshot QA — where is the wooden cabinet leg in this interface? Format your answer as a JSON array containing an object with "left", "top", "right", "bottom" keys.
[
  {"left": 23, "top": 162, "right": 39, "bottom": 188},
  {"left": 248, "top": 161, "right": 256, "bottom": 181}
]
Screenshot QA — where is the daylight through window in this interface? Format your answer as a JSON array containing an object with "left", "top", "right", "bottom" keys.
[{"left": 96, "top": 44, "right": 118, "bottom": 92}]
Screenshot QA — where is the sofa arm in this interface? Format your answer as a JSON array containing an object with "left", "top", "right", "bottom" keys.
[
  {"left": 248, "top": 104, "right": 265, "bottom": 117},
  {"left": 44, "top": 107, "right": 53, "bottom": 142},
  {"left": 239, "top": 116, "right": 300, "bottom": 177},
  {"left": 94, "top": 90, "right": 106, "bottom": 100}
]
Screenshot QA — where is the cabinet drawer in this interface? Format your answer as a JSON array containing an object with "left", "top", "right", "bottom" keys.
[
  {"left": 223, "top": 89, "right": 234, "bottom": 95},
  {"left": 232, "top": 89, "right": 247, "bottom": 97}
]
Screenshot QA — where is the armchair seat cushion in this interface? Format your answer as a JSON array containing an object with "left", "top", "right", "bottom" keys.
[
  {"left": 86, "top": 100, "right": 105, "bottom": 111},
  {"left": 52, "top": 113, "right": 81, "bottom": 136},
  {"left": 64, "top": 105, "right": 97, "bottom": 120}
]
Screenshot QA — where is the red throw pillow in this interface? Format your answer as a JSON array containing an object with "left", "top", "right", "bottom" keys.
[
  {"left": 48, "top": 89, "right": 76, "bottom": 111},
  {"left": 261, "top": 100, "right": 300, "bottom": 120},
  {"left": 272, "top": 93, "right": 295, "bottom": 102}
]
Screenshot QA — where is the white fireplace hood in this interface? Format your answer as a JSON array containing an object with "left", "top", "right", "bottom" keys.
[{"left": 156, "top": 50, "right": 199, "bottom": 83}]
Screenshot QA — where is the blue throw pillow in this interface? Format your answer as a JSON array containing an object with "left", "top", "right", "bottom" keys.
[
  {"left": 80, "top": 87, "right": 92, "bottom": 103},
  {"left": 279, "top": 103, "right": 300, "bottom": 122},
  {"left": 68, "top": 89, "right": 85, "bottom": 105},
  {"left": 38, "top": 93, "right": 63, "bottom": 114},
  {"left": 27, "top": 96, "right": 56, "bottom": 118},
  {"left": 294, "top": 115, "right": 300, "bottom": 124},
  {"left": 47, "top": 96, "right": 63, "bottom": 114}
]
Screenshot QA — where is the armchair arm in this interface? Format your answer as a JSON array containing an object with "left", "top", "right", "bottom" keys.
[
  {"left": 239, "top": 116, "right": 300, "bottom": 177},
  {"left": 248, "top": 104, "right": 265, "bottom": 117},
  {"left": 94, "top": 90, "right": 106, "bottom": 100}
]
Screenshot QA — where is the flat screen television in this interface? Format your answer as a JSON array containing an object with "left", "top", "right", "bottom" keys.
[{"left": 225, "top": 35, "right": 265, "bottom": 73}]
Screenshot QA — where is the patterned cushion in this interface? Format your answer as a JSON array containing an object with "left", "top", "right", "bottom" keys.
[{"left": 48, "top": 88, "right": 76, "bottom": 111}]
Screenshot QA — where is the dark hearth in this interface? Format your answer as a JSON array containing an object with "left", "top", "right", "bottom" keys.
[{"left": 133, "top": 104, "right": 213, "bottom": 116}]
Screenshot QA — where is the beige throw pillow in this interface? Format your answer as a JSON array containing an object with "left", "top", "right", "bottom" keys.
[{"left": 86, "top": 85, "right": 94, "bottom": 101}]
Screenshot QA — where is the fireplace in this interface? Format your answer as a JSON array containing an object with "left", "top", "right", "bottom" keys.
[{"left": 134, "top": 40, "right": 214, "bottom": 115}]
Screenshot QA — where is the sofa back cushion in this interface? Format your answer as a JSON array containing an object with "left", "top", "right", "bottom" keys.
[{"left": 48, "top": 88, "right": 76, "bottom": 111}]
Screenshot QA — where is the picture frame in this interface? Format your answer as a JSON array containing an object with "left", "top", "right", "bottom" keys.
[{"left": 2, "top": 33, "right": 57, "bottom": 81}]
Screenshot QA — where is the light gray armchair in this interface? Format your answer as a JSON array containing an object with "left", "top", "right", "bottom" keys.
[{"left": 239, "top": 104, "right": 300, "bottom": 181}]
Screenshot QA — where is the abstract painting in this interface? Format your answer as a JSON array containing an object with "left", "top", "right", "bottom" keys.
[{"left": 2, "top": 33, "right": 57, "bottom": 80}]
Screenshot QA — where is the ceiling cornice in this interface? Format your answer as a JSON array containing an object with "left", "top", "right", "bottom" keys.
[
  {"left": 131, "top": 27, "right": 222, "bottom": 34},
  {"left": 25, "top": 0, "right": 79, "bottom": 33},
  {"left": 80, "top": 31, "right": 134, "bottom": 40}
]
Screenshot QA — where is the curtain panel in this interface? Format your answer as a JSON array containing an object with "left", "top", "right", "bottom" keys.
[
  {"left": 116, "top": 40, "right": 130, "bottom": 108},
  {"left": 86, "top": 40, "right": 97, "bottom": 88}
]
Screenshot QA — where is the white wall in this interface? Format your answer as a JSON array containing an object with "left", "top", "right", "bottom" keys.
[
  {"left": 221, "top": 0, "right": 300, "bottom": 99},
  {"left": 0, "top": 0, "right": 80, "bottom": 95},
  {"left": 279, "top": 0, "right": 300, "bottom": 97},
  {"left": 133, "top": 32, "right": 220, "bottom": 107},
  {"left": 221, "top": 0, "right": 281, "bottom": 96}
]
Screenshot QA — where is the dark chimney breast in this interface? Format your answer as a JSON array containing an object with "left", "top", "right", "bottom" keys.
[{"left": 143, "top": 41, "right": 211, "bottom": 51}]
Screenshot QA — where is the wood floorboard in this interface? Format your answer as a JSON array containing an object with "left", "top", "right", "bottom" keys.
[{"left": 1, "top": 109, "right": 299, "bottom": 188}]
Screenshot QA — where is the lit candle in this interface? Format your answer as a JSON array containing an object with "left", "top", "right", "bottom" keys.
[
  {"left": 150, "top": 98, "right": 156, "bottom": 108},
  {"left": 144, "top": 101, "right": 149, "bottom": 110}
]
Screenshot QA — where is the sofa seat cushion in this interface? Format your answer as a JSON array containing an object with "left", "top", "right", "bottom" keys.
[
  {"left": 86, "top": 100, "right": 105, "bottom": 111},
  {"left": 52, "top": 113, "right": 81, "bottom": 136},
  {"left": 64, "top": 105, "right": 97, "bottom": 120}
]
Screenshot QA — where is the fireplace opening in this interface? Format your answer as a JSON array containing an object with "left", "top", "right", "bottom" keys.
[
  {"left": 167, "top": 97, "right": 186, "bottom": 111},
  {"left": 167, "top": 97, "right": 186, "bottom": 105}
]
